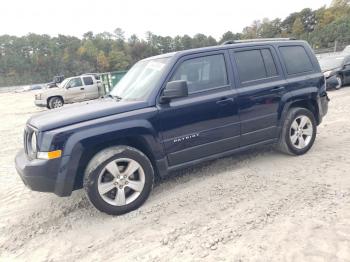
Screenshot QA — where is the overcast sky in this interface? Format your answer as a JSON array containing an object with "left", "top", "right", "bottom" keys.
[{"left": 1, "top": 0, "right": 332, "bottom": 40}]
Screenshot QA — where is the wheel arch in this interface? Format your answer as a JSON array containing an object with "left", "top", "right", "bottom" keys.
[
  {"left": 53, "top": 123, "right": 164, "bottom": 196},
  {"left": 279, "top": 87, "right": 321, "bottom": 127},
  {"left": 47, "top": 95, "right": 64, "bottom": 107},
  {"left": 73, "top": 134, "right": 160, "bottom": 191}
]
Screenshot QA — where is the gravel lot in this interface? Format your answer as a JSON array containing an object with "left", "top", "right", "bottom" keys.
[{"left": 1, "top": 88, "right": 350, "bottom": 261}]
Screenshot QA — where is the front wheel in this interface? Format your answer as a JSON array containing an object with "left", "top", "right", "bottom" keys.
[
  {"left": 48, "top": 96, "right": 64, "bottom": 109},
  {"left": 335, "top": 75, "right": 343, "bottom": 90},
  {"left": 84, "top": 146, "right": 154, "bottom": 215},
  {"left": 276, "top": 107, "right": 317, "bottom": 155}
]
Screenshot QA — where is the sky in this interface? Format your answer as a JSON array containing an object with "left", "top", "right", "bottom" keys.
[{"left": 0, "top": 0, "right": 332, "bottom": 40}]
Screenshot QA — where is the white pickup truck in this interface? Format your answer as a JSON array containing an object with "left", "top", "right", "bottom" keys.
[{"left": 34, "top": 75, "right": 102, "bottom": 109}]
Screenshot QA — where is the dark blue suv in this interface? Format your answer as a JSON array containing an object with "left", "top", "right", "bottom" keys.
[{"left": 15, "top": 39, "right": 329, "bottom": 215}]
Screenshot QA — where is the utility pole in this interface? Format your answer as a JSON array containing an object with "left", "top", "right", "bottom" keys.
[{"left": 334, "top": 40, "right": 338, "bottom": 53}]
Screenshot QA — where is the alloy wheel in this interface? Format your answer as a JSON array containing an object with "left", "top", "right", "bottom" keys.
[
  {"left": 289, "top": 115, "right": 313, "bottom": 149},
  {"left": 97, "top": 158, "right": 145, "bottom": 206},
  {"left": 335, "top": 76, "right": 342, "bottom": 89}
]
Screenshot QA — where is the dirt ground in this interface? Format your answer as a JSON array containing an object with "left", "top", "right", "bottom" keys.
[{"left": 0, "top": 88, "right": 350, "bottom": 262}]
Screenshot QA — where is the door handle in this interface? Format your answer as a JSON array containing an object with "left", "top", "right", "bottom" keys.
[
  {"left": 216, "top": 97, "right": 234, "bottom": 105},
  {"left": 271, "top": 86, "right": 285, "bottom": 92},
  {"left": 80, "top": 87, "right": 85, "bottom": 90}
]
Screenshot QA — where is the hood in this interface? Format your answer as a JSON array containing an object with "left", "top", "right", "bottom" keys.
[
  {"left": 28, "top": 98, "right": 149, "bottom": 131},
  {"left": 37, "top": 86, "right": 61, "bottom": 94}
]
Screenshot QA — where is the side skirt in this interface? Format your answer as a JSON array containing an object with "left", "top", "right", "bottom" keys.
[{"left": 156, "top": 138, "right": 277, "bottom": 178}]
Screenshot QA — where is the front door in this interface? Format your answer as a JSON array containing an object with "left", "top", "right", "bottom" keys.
[
  {"left": 158, "top": 51, "right": 240, "bottom": 167},
  {"left": 230, "top": 46, "right": 287, "bottom": 146},
  {"left": 65, "top": 77, "right": 85, "bottom": 102}
]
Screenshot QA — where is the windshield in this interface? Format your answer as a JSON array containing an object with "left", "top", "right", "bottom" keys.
[
  {"left": 109, "top": 57, "right": 170, "bottom": 101},
  {"left": 58, "top": 78, "right": 69, "bottom": 88},
  {"left": 318, "top": 57, "right": 344, "bottom": 71}
]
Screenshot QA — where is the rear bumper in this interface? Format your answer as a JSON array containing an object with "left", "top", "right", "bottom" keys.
[{"left": 317, "top": 93, "right": 329, "bottom": 124}]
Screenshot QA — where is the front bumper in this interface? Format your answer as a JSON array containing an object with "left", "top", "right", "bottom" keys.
[
  {"left": 15, "top": 149, "right": 60, "bottom": 193},
  {"left": 34, "top": 99, "right": 47, "bottom": 107}
]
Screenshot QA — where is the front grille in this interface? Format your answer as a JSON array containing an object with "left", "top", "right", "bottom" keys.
[
  {"left": 23, "top": 128, "right": 29, "bottom": 155},
  {"left": 23, "top": 126, "right": 35, "bottom": 159}
]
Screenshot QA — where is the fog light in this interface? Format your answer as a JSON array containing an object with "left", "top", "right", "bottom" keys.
[{"left": 37, "top": 150, "right": 62, "bottom": 160}]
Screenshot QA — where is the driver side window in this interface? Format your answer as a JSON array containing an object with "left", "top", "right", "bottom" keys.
[
  {"left": 68, "top": 78, "right": 83, "bottom": 88},
  {"left": 170, "top": 54, "right": 228, "bottom": 94}
]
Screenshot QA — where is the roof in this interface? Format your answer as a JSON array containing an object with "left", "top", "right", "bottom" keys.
[{"left": 143, "top": 39, "right": 306, "bottom": 61}]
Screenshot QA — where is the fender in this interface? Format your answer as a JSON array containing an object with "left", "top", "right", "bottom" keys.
[
  {"left": 49, "top": 110, "right": 164, "bottom": 196},
  {"left": 277, "top": 86, "right": 321, "bottom": 135}
]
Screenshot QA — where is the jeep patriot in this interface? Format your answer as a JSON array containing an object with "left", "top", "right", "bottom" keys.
[{"left": 15, "top": 39, "right": 329, "bottom": 215}]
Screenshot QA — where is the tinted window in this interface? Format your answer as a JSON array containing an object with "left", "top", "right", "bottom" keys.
[
  {"left": 83, "top": 76, "right": 94, "bottom": 85},
  {"left": 171, "top": 54, "right": 228, "bottom": 94},
  {"left": 235, "top": 50, "right": 266, "bottom": 82},
  {"left": 235, "top": 49, "right": 278, "bottom": 83},
  {"left": 279, "top": 46, "right": 313, "bottom": 75},
  {"left": 261, "top": 49, "right": 278, "bottom": 77},
  {"left": 68, "top": 78, "right": 83, "bottom": 88}
]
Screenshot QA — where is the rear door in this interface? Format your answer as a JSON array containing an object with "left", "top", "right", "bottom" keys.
[
  {"left": 82, "top": 76, "right": 99, "bottom": 100},
  {"left": 158, "top": 51, "right": 240, "bottom": 167},
  {"left": 230, "top": 45, "right": 287, "bottom": 146}
]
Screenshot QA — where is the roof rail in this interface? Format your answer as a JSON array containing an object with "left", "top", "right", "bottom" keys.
[{"left": 222, "top": 38, "right": 296, "bottom": 45}]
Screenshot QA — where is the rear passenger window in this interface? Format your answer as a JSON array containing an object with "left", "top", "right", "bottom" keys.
[
  {"left": 171, "top": 54, "right": 228, "bottom": 94},
  {"left": 234, "top": 49, "right": 278, "bottom": 83},
  {"left": 83, "top": 76, "right": 94, "bottom": 85},
  {"left": 279, "top": 46, "right": 313, "bottom": 75},
  {"left": 261, "top": 49, "right": 278, "bottom": 77}
]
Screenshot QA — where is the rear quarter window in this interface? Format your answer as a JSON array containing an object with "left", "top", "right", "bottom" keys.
[{"left": 279, "top": 46, "right": 314, "bottom": 75}]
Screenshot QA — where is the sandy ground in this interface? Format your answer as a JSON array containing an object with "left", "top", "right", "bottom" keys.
[{"left": 0, "top": 88, "right": 350, "bottom": 262}]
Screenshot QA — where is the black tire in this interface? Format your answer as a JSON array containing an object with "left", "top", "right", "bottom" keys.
[
  {"left": 48, "top": 96, "right": 64, "bottom": 109},
  {"left": 83, "top": 146, "right": 154, "bottom": 215},
  {"left": 276, "top": 107, "right": 317, "bottom": 155},
  {"left": 335, "top": 75, "right": 343, "bottom": 90}
]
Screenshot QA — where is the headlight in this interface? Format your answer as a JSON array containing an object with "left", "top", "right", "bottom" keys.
[
  {"left": 35, "top": 94, "right": 42, "bottom": 100},
  {"left": 30, "top": 132, "right": 38, "bottom": 153},
  {"left": 323, "top": 70, "right": 332, "bottom": 78}
]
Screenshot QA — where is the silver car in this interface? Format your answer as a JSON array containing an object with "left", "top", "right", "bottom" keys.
[{"left": 34, "top": 75, "right": 101, "bottom": 109}]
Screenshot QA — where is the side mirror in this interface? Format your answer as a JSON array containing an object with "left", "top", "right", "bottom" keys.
[
  {"left": 66, "top": 84, "right": 71, "bottom": 89},
  {"left": 160, "top": 80, "right": 188, "bottom": 103}
]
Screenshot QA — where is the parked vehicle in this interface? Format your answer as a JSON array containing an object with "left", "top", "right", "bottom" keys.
[
  {"left": 318, "top": 54, "right": 350, "bottom": 89},
  {"left": 15, "top": 39, "right": 329, "bottom": 215},
  {"left": 82, "top": 73, "right": 101, "bottom": 81},
  {"left": 47, "top": 75, "right": 65, "bottom": 88},
  {"left": 343, "top": 45, "right": 350, "bottom": 54},
  {"left": 34, "top": 75, "right": 101, "bottom": 109},
  {"left": 21, "top": 84, "right": 44, "bottom": 92}
]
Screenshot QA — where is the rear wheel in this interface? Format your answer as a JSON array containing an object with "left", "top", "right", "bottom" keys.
[
  {"left": 84, "top": 146, "right": 154, "bottom": 215},
  {"left": 48, "top": 97, "right": 64, "bottom": 109},
  {"left": 276, "top": 107, "right": 317, "bottom": 155}
]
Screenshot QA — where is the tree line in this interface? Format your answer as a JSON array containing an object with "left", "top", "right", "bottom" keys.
[{"left": 0, "top": 0, "right": 349, "bottom": 87}]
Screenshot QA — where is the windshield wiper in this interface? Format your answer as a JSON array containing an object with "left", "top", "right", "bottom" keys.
[{"left": 104, "top": 94, "right": 122, "bottom": 101}]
